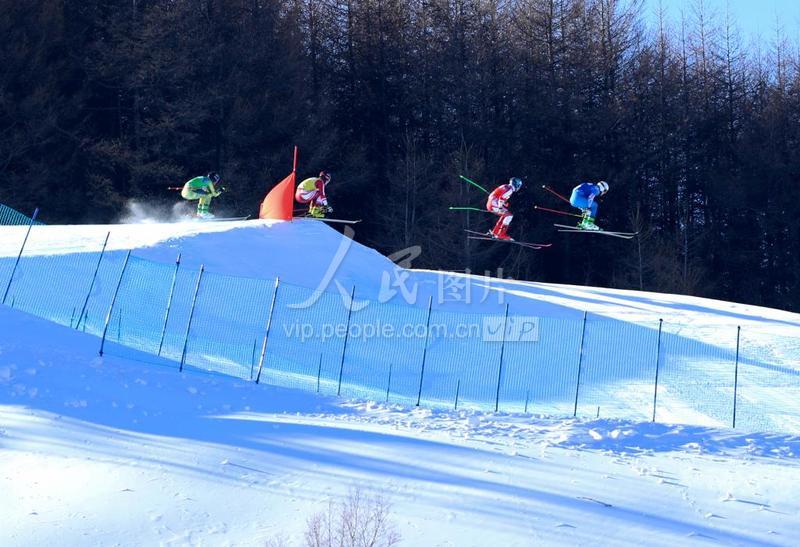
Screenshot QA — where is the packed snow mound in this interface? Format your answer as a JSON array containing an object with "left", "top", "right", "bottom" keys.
[
  {"left": 2, "top": 217, "right": 799, "bottom": 328},
  {"left": 0, "top": 218, "right": 399, "bottom": 294}
]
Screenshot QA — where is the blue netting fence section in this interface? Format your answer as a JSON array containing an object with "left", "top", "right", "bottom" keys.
[
  {"left": 1, "top": 227, "right": 799, "bottom": 433},
  {"left": 577, "top": 317, "right": 661, "bottom": 421},
  {"left": 501, "top": 316, "right": 585, "bottom": 415},
  {"left": 736, "top": 326, "right": 800, "bottom": 432},
  {"left": 0, "top": 204, "right": 42, "bottom": 226},
  {"left": 263, "top": 282, "right": 351, "bottom": 393},
  {"left": 656, "top": 324, "right": 739, "bottom": 427}
]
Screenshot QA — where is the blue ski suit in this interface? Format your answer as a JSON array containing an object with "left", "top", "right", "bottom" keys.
[{"left": 570, "top": 183, "right": 602, "bottom": 218}]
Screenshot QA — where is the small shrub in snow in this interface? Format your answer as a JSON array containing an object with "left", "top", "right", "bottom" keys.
[{"left": 304, "top": 489, "right": 400, "bottom": 547}]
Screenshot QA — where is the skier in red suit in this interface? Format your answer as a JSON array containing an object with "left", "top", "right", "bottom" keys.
[{"left": 486, "top": 177, "right": 522, "bottom": 240}]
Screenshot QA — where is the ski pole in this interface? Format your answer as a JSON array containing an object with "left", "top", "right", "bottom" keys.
[
  {"left": 459, "top": 175, "right": 489, "bottom": 194},
  {"left": 534, "top": 205, "right": 584, "bottom": 219},
  {"left": 448, "top": 206, "right": 493, "bottom": 214},
  {"left": 542, "top": 185, "right": 571, "bottom": 204},
  {"left": 167, "top": 187, "right": 183, "bottom": 191}
]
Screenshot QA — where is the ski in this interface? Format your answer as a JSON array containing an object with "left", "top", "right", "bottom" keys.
[
  {"left": 295, "top": 216, "right": 362, "bottom": 225},
  {"left": 556, "top": 229, "right": 637, "bottom": 240},
  {"left": 188, "top": 215, "right": 250, "bottom": 222},
  {"left": 467, "top": 236, "right": 549, "bottom": 250},
  {"left": 465, "top": 230, "right": 551, "bottom": 249},
  {"left": 554, "top": 224, "right": 638, "bottom": 239}
]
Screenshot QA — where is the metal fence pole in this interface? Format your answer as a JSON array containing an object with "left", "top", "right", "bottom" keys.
[
  {"left": 255, "top": 277, "right": 280, "bottom": 384},
  {"left": 179, "top": 265, "right": 205, "bottom": 372},
  {"left": 317, "top": 354, "right": 324, "bottom": 393},
  {"left": 573, "top": 311, "right": 588, "bottom": 417},
  {"left": 415, "top": 296, "right": 434, "bottom": 406},
  {"left": 652, "top": 318, "right": 663, "bottom": 422},
  {"left": 336, "top": 285, "right": 356, "bottom": 396},
  {"left": 99, "top": 250, "right": 131, "bottom": 356},
  {"left": 454, "top": 379, "right": 461, "bottom": 410},
  {"left": 524, "top": 390, "right": 530, "bottom": 414},
  {"left": 2, "top": 207, "right": 39, "bottom": 305},
  {"left": 733, "top": 325, "right": 741, "bottom": 428},
  {"left": 494, "top": 303, "right": 510, "bottom": 412},
  {"left": 250, "top": 338, "right": 258, "bottom": 380},
  {"left": 76, "top": 231, "right": 111, "bottom": 331},
  {"left": 386, "top": 363, "right": 393, "bottom": 402},
  {"left": 157, "top": 253, "right": 181, "bottom": 356}
]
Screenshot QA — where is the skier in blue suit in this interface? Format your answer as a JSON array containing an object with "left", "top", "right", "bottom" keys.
[{"left": 570, "top": 181, "right": 609, "bottom": 230}]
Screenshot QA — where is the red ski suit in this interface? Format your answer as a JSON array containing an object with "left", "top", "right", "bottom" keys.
[{"left": 486, "top": 183, "right": 515, "bottom": 237}]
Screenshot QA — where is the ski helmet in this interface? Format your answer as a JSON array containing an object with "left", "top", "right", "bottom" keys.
[
  {"left": 207, "top": 172, "right": 221, "bottom": 184},
  {"left": 597, "top": 181, "right": 609, "bottom": 195},
  {"left": 510, "top": 177, "right": 523, "bottom": 191},
  {"left": 319, "top": 171, "right": 331, "bottom": 184}
]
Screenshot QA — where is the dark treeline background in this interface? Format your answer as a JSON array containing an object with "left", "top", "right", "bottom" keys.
[{"left": 2, "top": 0, "right": 800, "bottom": 310}]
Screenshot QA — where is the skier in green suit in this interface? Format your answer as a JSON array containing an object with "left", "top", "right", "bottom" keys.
[{"left": 181, "top": 172, "right": 223, "bottom": 218}]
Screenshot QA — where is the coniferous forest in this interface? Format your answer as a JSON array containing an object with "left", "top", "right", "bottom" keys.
[{"left": 2, "top": 1, "right": 800, "bottom": 311}]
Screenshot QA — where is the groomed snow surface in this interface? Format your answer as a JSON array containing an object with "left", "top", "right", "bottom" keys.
[{"left": 1, "top": 217, "right": 799, "bottom": 545}]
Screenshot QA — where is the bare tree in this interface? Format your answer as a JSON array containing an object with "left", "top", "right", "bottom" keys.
[{"left": 304, "top": 489, "right": 400, "bottom": 547}]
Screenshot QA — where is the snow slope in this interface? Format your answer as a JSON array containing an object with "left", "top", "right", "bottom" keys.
[
  {"left": 1, "top": 218, "right": 798, "bottom": 434},
  {"left": 2, "top": 306, "right": 799, "bottom": 546},
  {"left": 2, "top": 218, "right": 798, "bottom": 325}
]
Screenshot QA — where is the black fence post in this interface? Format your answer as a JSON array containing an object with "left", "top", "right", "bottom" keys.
[
  {"left": 494, "top": 303, "right": 510, "bottom": 412},
  {"left": 76, "top": 231, "right": 111, "bottom": 331},
  {"left": 573, "top": 311, "right": 588, "bottom": 417},
  {"left": 385, "top": 363, "right": 393, "bottom": 402},
  {"left": 317, "top": 353, "right": 323, "bottom": 393},
  {"left": 179, "top": 265, "right": 205, "bottom": 372},
  {"left": 158, "top": 253, "right": 181, "bottom": 356},
  {"left": 2, "top": 207, "right": 38, "bottom": 305},
  {"left": 255, "top": 277, "right": 280, "bottom": 384},
  {"left": 336, "top": 285, "right": 356, "bottom": 396},
  {"left": 652, "top": 318, "right": 663, "bottom": 422},
  {"left": 249, "top": 338, "right": 257, "bottom": 380},
  {"left": 416, "top": 296, "right": 433, "bottom": 406},
  {"left": 454, "top": 379, "right": 461, "bottom": 410},
  {"left": 524, "top": 390, "right": 530, "bottom": 414},
  {"left": 733, "top": 325, "right": 741, "bottom": 428},
  {"left": 99, "top": 250, "right": 131, "bottom": 356}
]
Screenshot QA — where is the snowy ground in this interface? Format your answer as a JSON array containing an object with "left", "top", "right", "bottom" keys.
[
  {"left": 2, "top": 218, "right": 799, "bottom": 545},
  {"left": 2, "top": 307, "right": 799, "bottom": 546},
  {"left": 1, "top": 218, "right": 798, "bottom": 431}
]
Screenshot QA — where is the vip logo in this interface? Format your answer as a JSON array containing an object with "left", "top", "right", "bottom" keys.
[{"left": 482, "top": 316, "right": 539, "bottom": 342}]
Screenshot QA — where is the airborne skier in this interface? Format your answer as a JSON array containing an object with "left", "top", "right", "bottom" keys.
[
  {"left": 486, "top": 177, "right": 523, "bottom": 240},
  {"left": 569, "top": 181, "right": 609, "bottom": 231},
  {"left": 181, "top": 172, "right": 224, "bottom": 218},
  {"left": 296, "top": 171, "right": 333, "bottom": 218}
]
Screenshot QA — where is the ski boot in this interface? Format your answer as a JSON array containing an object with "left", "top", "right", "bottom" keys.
[
  {"left": 195, "top": 204, "right": 215, "bottom": 220},
  {"left": 578, "top": 217, "right": 600, "bottom": 231},
  {"left": 490, "top": 224, "right": 514, "bottom": 241},
  {"left": 308, "top": 205, "right": 326, "bottom": 218},
  {"left": 577, "top": 210, "right": 600, "bottom": 231}
]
